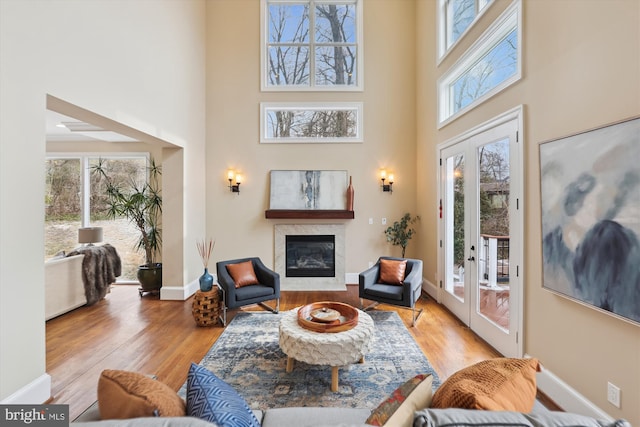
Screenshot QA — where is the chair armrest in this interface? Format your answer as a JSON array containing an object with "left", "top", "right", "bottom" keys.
[
  {"left": 216, "top": 262, "right": 238, "bottom": 303},
  {"left": 253, "top": 258, "right": 280, "bottom": 293},
  {"left": 359, "top": 264, "right": 380, "bottom": 292},
  {"left": 404, "top": 260, "right": 423, "bottom": 290}
]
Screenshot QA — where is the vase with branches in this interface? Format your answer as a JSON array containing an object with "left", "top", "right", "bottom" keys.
[
  {"left": 384, "top": 213, "right": 420, "bottom": 258},
  {"left": 196, "top": 238, "right": 216, "bottom": 292}
]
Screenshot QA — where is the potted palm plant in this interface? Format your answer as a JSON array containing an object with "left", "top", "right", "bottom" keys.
[
  {"left": 91, "top": 157, "right": 162, "bottom": 293},
  {"left": 384, "top": 213, "right": 420, "bottom": 258}
]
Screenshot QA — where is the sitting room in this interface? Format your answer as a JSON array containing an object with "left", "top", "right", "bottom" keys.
[{"left": 0, "top": 0, "right": 638, "bottom": 426}]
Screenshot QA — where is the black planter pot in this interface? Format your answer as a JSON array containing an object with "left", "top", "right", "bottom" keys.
[{"left": 137, "top": 263, "right": 163, "bottom": 294}]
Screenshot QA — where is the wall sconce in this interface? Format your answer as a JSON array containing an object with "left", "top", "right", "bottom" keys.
[
  {"left": 227, "top": 170, "right": 242, "bottom": 194},
  {"left": 380, "top": 170, "right": 394, "bottom": 194}
]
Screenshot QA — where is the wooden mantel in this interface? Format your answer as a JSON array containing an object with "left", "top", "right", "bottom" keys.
[{"left": 265, "top": 210, "right": 355, "bottom": 219}]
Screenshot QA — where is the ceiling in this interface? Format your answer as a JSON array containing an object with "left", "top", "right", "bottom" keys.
[{"left": 46, "top": 110, "right": 139, "bottom": 143}]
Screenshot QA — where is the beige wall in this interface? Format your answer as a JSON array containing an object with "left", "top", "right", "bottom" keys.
[
  {"left": 206, "top": 0, "right": 420, "bottom": 272},
  {"left": 0, "top": 0, "right": 206, "bottom": 403},
  {"left": 418, "top": 0, "right": 639, "bottom": 424}
]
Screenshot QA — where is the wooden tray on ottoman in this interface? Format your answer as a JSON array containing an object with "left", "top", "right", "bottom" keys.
[{"left": 297, "top": 301, "right": 359, "bottom": 333}]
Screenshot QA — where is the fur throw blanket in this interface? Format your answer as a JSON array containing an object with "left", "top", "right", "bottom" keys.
[{"left": 67, "top": 244, "right": 122, "bottom": 305}]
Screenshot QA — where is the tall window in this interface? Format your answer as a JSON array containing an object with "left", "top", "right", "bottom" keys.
[
  {"left": 262, "top": 0, "right": 363, "bottom": 91},
  {"left": 440, "top": 0, "right": 492, "bottom": 58},
  {"left": 45, "top": 154, "right": 148, "bottom": 281},
  {"left": 438, "top": 0, "right": 521, "bottom": 126}
]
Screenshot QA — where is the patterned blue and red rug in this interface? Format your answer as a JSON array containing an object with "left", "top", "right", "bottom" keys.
[{"left": 179, "top": 310, "right": 440, "bottom": 410}]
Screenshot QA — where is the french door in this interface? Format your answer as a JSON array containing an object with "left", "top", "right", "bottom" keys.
[{"left": 438, "top": 109, "right": 523, "bottom": 357}]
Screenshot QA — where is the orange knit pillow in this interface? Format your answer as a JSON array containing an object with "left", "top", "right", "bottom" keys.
[
  {"left": 379, "top": 259, "right": 407, "bottom": 285},
  {"left": 226, "top": 261, "right": 259, "bottom": 288},
  {"left": 97, "top": 370, "right": 185, "bottom": 419},
  {"left": 431, "top": 358, "right": 541, "bottom": 412}
]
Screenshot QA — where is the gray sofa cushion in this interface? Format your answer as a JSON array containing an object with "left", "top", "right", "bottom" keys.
[
  {"left": 413, "top": 408, "right": 632, "bottom": 427},
  {"left": 72, "top": 417, "right": 218, "bottom": 427},
  {"left": 260, "top": 407, "right": 371, "bottom": 427}
]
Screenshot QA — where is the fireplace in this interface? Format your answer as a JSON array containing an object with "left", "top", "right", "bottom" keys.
[
  {"left": 286, "top": 235, "right": 335, "bottom": 277},
  {"left": 275, "top": 224, "right": 346, "bottom": 291}
]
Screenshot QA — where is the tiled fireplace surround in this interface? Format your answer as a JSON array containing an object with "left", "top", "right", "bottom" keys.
[{"left": 274, "top": 224, "right": 346, "bottom": 291}]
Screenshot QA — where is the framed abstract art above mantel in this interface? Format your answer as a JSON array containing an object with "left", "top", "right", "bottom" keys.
[
  {"left": 269, "top": 170, "right": 348, "bottom": 210},
  {"left": 539, "top": 116, "right": 640, "bottom": 325}
]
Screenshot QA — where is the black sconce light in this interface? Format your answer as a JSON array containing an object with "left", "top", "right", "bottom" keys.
[
  {"left": 227, "top": 170, "right": 242, "bottom": 194},
  {"left": 380, "top": 170, "right": 394, "bottom": 194}
]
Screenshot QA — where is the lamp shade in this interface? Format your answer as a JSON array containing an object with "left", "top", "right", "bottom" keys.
[{"left": 78, "top": 227, "right": 103, "bottom": 244}]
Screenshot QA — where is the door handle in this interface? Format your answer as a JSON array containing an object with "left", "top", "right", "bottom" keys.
[{"left": 467, "top": 256, "right": 475, "bottom": 261}]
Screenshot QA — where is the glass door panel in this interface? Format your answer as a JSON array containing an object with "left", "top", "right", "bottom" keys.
[{"left": 476, "top": 138, "right": 510, "bottom": 331}]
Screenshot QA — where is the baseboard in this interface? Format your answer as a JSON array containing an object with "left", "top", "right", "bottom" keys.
[
  {"left": 531, "top": 357, "right": 613, "bottom": 421},
  {"left": 160, "top": 279, "right": 199, "bottom": 300},
  {"left": 422, "top": 277, "right": 438, "bottom": 299},
  {"left": 1, "top": 374, "right": 51, "bottom": 404}
]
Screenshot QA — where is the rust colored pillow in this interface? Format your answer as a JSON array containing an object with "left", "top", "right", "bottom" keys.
[
  {"left": 430, "top": 358, "right": 541, "bottom": 412},
  {"left": 226, "top": 260, "right": 259, "bottom": 288},
  {"left": 379, "top": 259, "right": 407, "bottom": 285},
  {"left": 97, "top": 370, "right": 186, "bottom": 419}
]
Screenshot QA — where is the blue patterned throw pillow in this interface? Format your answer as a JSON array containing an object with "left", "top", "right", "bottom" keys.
[{"left": 186, "top": 363, "right": 261, "bottom": 427}]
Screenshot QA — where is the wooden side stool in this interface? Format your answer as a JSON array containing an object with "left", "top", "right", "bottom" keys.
[{"left": 192, "top": 288, "right": 222, "bottom": 327}]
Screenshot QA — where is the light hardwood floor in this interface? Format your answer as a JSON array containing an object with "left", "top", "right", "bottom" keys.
[{"left": 46, "top": 284, "right": 504, "bottom": 420}]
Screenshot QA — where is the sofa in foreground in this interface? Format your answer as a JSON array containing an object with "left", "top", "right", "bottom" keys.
[{"left": 71, "top": 359, "right": 630, "bottom": 427}]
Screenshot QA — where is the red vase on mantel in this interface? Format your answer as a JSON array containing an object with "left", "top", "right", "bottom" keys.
[{"left": 346, "top": 176, "right": 354, "bottom": 211}]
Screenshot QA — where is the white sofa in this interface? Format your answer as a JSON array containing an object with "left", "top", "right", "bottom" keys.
[{"left": 45, "top": 254, "right": 86, "bottom": 320}]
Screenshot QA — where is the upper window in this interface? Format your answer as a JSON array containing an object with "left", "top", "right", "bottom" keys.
[
  {"left": 438, "top": 0, "right": 521, "bottom": 127},
  {"left": 260, "top": 102, "right": 363, "bottom": 143},
  {"left": 439, "top": 0, "right": 492, "bottom": 60},
  {"left": 261, "top": 0, "right": 363, "bottom": 91}
]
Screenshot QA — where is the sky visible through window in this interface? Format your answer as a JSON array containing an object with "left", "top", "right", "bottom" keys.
[
  {"left": 452, "top": 28, "right": 517, "bottom": 113},
  {"left": 267, "top": 1, "right": 357, "bottom": 87}
]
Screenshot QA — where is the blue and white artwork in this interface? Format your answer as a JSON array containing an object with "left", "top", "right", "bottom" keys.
[
  {"left": 540, "top": 117, "right": 640, "bottom": 325},
  {"left": 269, "top": 170, "right": 348, "bottom": 210}
]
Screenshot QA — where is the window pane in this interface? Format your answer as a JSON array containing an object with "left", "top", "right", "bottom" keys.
[
  {"left": 264, "top": 0, "right": 361, "bottom": 89},
  {"left": 452, "top": 28, "right": 517, "bottom": 113},
  {"left": 268, "top": 46, "right": 310, "bottom": 85},
  {"left": 45, "top": 159, "right": 81, "bottom": 259},
  {"left": 269, "top": 4, "right": 309, "bottom": 43},
  {"left": 89, "top": 158, "right": 147, "bottom": 281},
  {"left": 314, "top": 4, "right": 356, "bottom": 43},
  {"left": 315, "top": 46, "right": 357, "bottom": 86},
  {"left": 266, "top": 108, "right": 357, "bottom": 139},
  {"left": 448, "top": 0, "right": 475, "bottom": 48}
]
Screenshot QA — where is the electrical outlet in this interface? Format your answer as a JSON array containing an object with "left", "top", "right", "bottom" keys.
[
  {"left": 368, "top": 218, "right": 373, "bottom": 225},
  {"left": 382, "top": 218, "right": 387, "bottom": 225},
  {"left": 607, "top": 382, "right": 621, "bottom": 408}
]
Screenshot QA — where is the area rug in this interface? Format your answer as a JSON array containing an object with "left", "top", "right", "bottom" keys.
[{"left": 178, "top": 310, "right": 441, "bottom": 410}]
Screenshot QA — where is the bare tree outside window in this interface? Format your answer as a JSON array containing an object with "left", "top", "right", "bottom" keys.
[
  {"left": 453, "top": 29, "right": 517, "bottom": 113},
  {"left": 266, "top": 1, "right": 357, "bottom": 88},
  {"left": 262, "top": 103, "right": 361, "bottom": 143}
]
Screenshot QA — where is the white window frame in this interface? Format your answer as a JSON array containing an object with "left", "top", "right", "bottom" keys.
[
  {"left": 437, "top": 0, "right": 494, "bottom": 63},
  {"left": 260, "top": 102, "right": 363, "bottom": 143},
  {"left": 260, "top": 0, "right": 364, "bottom": 92},
  {"left": 438, "top": 0, "right": 521, "bottom": 128}
]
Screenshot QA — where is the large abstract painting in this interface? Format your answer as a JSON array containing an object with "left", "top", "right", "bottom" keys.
[
  {"left": 539, "top": 116, "right": 640, "bottom": 325},
  {"left": 269, "top": 170, "right": 348, "bottom": 210}
]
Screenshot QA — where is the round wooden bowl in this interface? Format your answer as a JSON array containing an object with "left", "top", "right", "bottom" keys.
[{"left": 297, "top": 301, "right": 359, "bottom": 333}]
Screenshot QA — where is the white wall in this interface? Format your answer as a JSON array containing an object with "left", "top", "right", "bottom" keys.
[{"left": 0, "top": 0, "right": 206, "bottom": 402}]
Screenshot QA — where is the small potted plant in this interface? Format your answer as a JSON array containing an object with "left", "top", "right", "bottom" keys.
[
  {"left": 91, "top": 157, "right": 162, "bottom": 293},
  {"left": 384, "top": 213, "right": 420, "bottom": 258}
]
